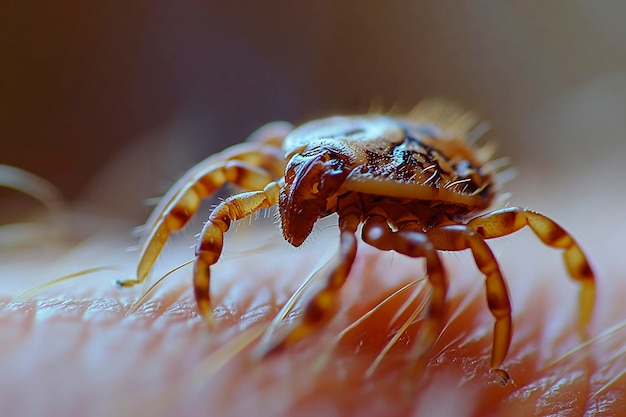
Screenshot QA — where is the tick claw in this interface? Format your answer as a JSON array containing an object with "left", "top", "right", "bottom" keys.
[
  {"left": 116, "top": 278, "right": 139, "bottom": 288},
  {"left": 492, "top": 368, "right": 512, "bottom": 386}
]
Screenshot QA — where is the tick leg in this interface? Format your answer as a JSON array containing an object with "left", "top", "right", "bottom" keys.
[
  {"left": 265, "top": 211, "right": 361, "bottom": 352},
  {"left": 467, "top": 207, "right": 595, "bottom": 329},
  {"left": 427, "top": 224, "right": 512, "bottom": 384},
  {"left": 246, "top": 121, "right": 294, "bottom": 146},
  {"left": 194, "top": 181, "right": 281, "bottom": 327},
  {"left": 362, "top": 216, "right": 448, "bottom": 368},
  {"left": 118, "top": 143, "right": 285, "bottom": 288}
]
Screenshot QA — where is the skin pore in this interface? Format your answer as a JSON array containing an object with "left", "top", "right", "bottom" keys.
[{"left": 0, "top": 150, "right": 624, "bottom": 417}]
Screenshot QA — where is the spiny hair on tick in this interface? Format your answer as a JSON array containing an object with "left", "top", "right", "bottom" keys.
[{"left": 366, "top": 99, "right": 511, "bottom": 179}]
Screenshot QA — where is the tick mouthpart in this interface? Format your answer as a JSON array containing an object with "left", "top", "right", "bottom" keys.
[{"left": 279, "top": 149, "right": 350, "bottom": 247}]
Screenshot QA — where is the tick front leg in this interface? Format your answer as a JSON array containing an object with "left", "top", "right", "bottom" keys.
[
  {"left": 194, "top": 182, "right": 281, "bottom": 327},
  {"left": 264, "top": 212, "right": 360, "bottom": 353},
  {"left": 467, "top": 207, "right": 595, "bottom": 330},
  {"left": 428, "top": 225, "right": 512, "bottom": 384},
  {"left": 118, "top": 144, "right": 284, "bottom": 288}
]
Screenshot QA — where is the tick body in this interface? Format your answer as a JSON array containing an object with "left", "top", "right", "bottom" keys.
[{"left": 120, "top": 103, "right": 595, "bottom": 383}]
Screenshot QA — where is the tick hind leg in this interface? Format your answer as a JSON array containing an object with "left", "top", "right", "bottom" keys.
[
  {"left": 118, "top": 141, "right": 287, "bottom": 288},
  {"left": 194, "top": 182, "right": 281, "bottom": 327},
  {"left": 427, "top": 225, "right": 512, "bottom": 384},
  {"left": 361, "top": 215, "right": 448, "bottom": 370},
  {"left": 467, "top": 207, "right": 596, "bottom": 330}
]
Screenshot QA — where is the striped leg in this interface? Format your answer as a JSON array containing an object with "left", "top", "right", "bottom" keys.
[
  {"left": 362, "top": 216, "right": 448, "bottom": 368},
  {"left": 117, "top": 142, "right": 285, "bottom": 288},
  {"left": 467, "top": 207, "right": 596, "bottom": 330},
  {"left": 427, "top": 224, "right": 512, "bottom": 384},
  {"left": 193, "top": 182, "right": 281, "bottom": 327},
  {"left": 264, "top": 211, "right": 361, "bottom": 353}
]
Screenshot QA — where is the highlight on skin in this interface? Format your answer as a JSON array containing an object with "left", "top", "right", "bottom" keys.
[{"left": 1, "top": 161, "right": 625, "bottom": 416}]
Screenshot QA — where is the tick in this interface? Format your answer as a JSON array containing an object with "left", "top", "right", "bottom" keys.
[{"left": 118, "top": 102, "right": 595, "bottom": 383}]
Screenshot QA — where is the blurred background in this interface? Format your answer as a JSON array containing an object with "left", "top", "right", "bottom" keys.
[{"left": 1, "top": 1, "right": 625, "bottom": 221}]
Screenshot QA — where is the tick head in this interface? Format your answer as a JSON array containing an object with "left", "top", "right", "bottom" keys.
[{"left": 279, "top": 147, "right": 350, "bottom": 247}]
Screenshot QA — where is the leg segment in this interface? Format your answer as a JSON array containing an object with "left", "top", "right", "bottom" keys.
[
  {"left": 467, "top": 207, "right": 595, "bottom": 329},
  {"left": 194, "top": 181, "right": 281, "bottom": 327},
  {"left": 427, "top": 224, "right": 512, "bottom": 383},
  {"left": 361, "top": 215, "right": 448, "bottom": 364},
  {"left": 118, "top": 143, "right": 285, "bottom": 287}
]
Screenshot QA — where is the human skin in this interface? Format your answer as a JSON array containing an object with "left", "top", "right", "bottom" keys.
[{"left": 0, "top": 151, "right": 624, "bottom": 417}]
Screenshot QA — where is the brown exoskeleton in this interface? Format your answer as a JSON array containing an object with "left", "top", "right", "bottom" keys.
[{"left": 118, "top": 102, "right": 595, "bottom": 383}]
